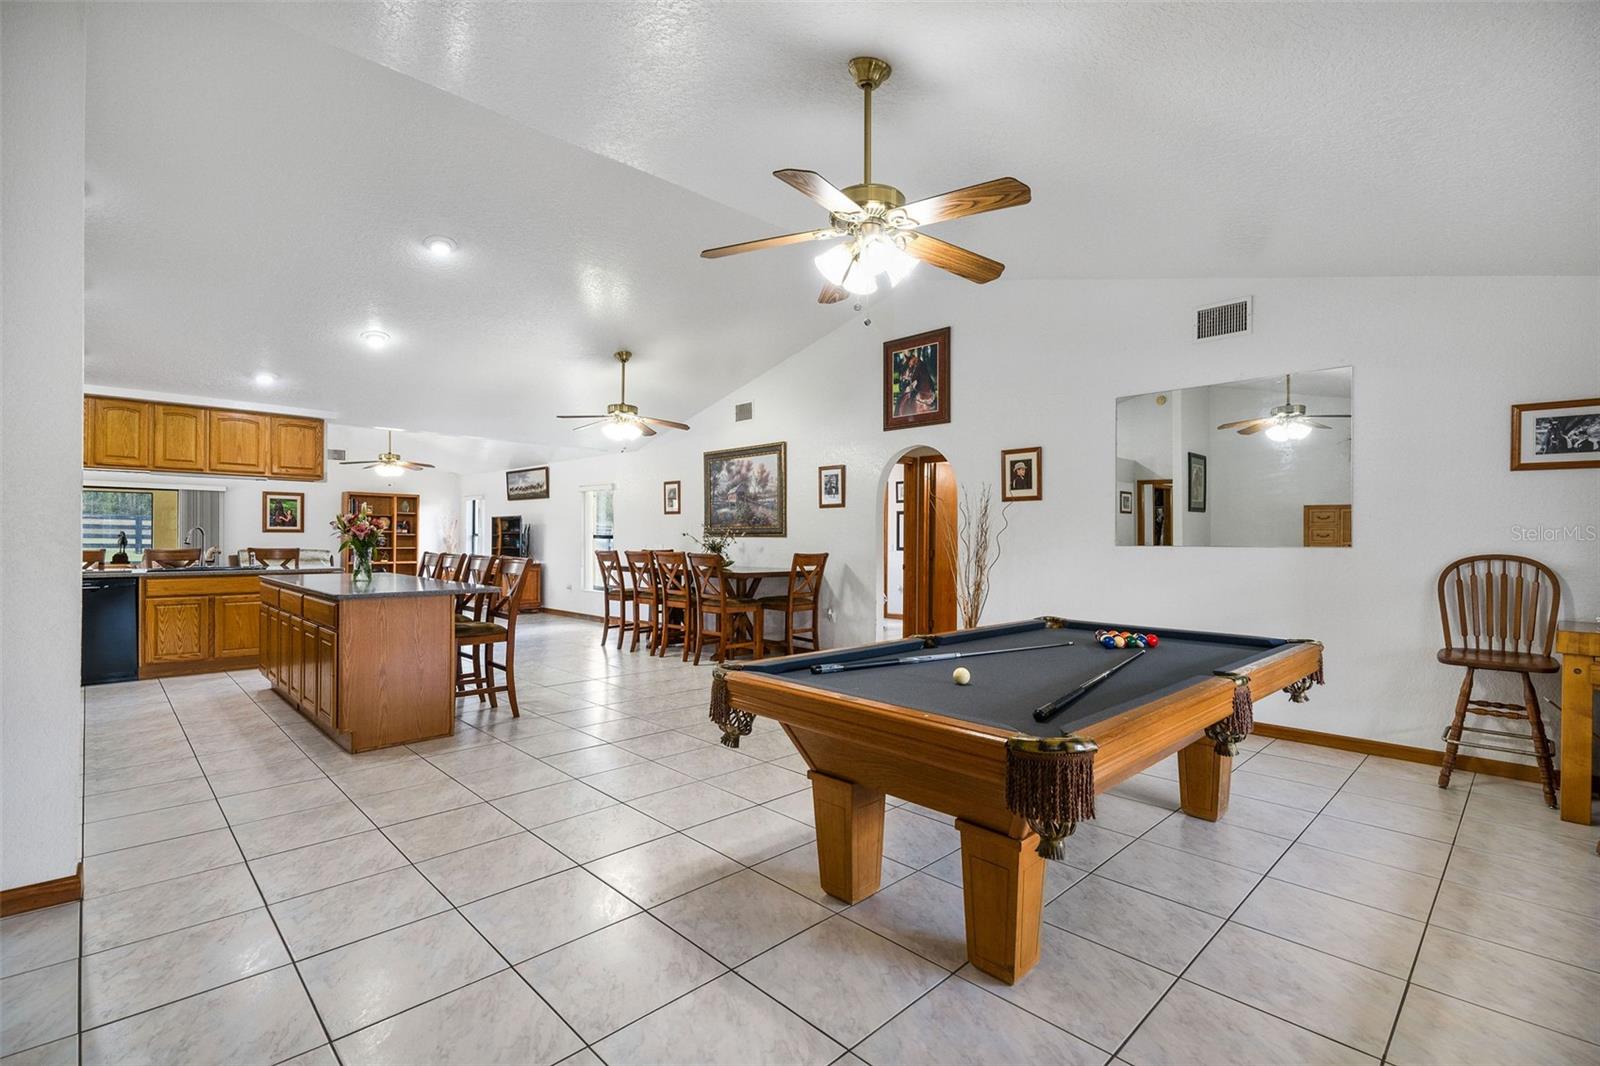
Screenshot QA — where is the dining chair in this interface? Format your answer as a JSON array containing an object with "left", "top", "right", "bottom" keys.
[
  {"left": 1436, "top": 554, "right": 1562, "bottom": 806},
  {"left": 82, "top": 549, "right": 105, "bottom": 571},
  {"left": 144, "top": 548, "right": 201, "bottom": 569},
  {"left": 653, "top": 551, "right": 695, "bottom": 660},
  {"left": 596, "top": 550, "right": 636, "bottom": 649},
  {"left": 688, "top": 553, "right": 762, "bottom": 664},
  {"left": 758, "top": 553, "right": 829, "bottom": 655},
  {"left": 247, "top": 547, "right": 301, "bottom": 569},
  {"left": 624, "top": 550, "right": 660, "bottom": 652},
  {"left": 455, "top": 556, "right": 532, "bottom": 716}
]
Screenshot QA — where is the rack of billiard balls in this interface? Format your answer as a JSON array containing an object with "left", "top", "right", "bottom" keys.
[{"left": 1096, "top": 629, "right": 1159, "bottom": 650}]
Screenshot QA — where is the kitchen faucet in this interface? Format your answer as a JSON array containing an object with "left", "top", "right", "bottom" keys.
[{"left": 183, "top": 526, "right": 207, "bottom": 564}]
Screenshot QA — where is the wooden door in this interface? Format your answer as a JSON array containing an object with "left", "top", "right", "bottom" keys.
[
  {"left": 901, "top": 454, "right": 958, "bottom": 634},
  {"left": 268, "top": 416, "right": 324, "bottom": 479},
  {"left": 315, "top": 626, "right": 338, "bottom": 728},
  {"left": 208, "top": 410, "right": 270, "bottom": 475},
  {"left": 259, "top": 603, "right": 276, "bottom": 681},
  {"left": 519, "top": 563, "right": 543, "bottom": 611},
  {"left": 1303, "top": 504, "right": 1353, "bottom": 547},
  {"left": 1136, "top": 480, "right": 1174, "bottom": 546},
  {"left": 87, "top": 397, "right": 152, "bottom": 468},
  {"left": 144, "top": 595, "right": 209, "bottom": 664},
  {"left": 151, "top": 405, "right": 208, "bottom": 472},
  {"left": 299, "top": 619, "right": 319, "bottom": 714},
  {"left": 214, "top": 594, "right": 260, "bottom": 660},
  {"left": 284, "top": 617, "right": 304, "bottom": 704}
]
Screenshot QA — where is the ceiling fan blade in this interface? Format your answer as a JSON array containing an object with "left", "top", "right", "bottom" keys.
[
  {"left": 818, "top": 278, "right": 849, "bottom": 304},
  {"left": 400, "top": 461, "right": 436, "bottom": 470},
  {"left": 701, "top": 229, "right": 837, "bottom": 259},
  {"left": 637, "top": 423, "right": 657, "bottom": 437},
  {"left": 899, "top": 177, "right": 1032, "bottom": 228},
  {"left": 1238, "top": 422, "right": 1272, "bottom": 436},
  {"left": 901, "top": 233, "right": 1004, "bottom": 283},
  {"left": 1216, "top": 417, "right": 1272, "bottom": 430},
  {"left": 1304, "top": 414, "right": 1352, "bottom": 419},
  {"left": 339, "top": 459, "right": 376, "bottom": 465},
  {"left": 773, "top": 169, "right": 861, "bottom": 217},
  {"left": 570, "top": 420, "right": 608, "bottom": 431},
  {"left": 1302, "top": 421, "right": 1334, "bottom": 431},
  {"left": 638, "top": 416, "right": 691, "bottom": 431},
  {"left": 556, "top": 414, "right": 609, "bottom": 420}
]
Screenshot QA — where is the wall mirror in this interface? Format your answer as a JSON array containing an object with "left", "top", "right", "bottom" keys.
[{"left": 1115, "top": 367, "right": 1352, "bottom": 547}]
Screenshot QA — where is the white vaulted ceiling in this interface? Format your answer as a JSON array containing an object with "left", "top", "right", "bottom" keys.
[{"left": 84, "top": 2, "right": 1599, "bottom": 467}]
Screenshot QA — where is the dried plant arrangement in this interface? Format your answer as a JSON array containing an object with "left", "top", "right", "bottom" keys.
[{"left": 945, "top": 483, "right": 1011, "bottom": 629}]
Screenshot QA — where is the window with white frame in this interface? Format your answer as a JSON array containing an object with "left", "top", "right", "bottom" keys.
[{"left": 581, "top": 486, "right": 615, "bottom": 591}]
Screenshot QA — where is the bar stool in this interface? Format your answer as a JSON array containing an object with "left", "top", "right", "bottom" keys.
[
  {"left": 417, "top": 550, "right": 438, "bottom": 578},
  {"left": 653, "top": 551, "right": 694, "bottom": 660},
  {"left": 1436, "top": 554, "right": 1562, "bottom": 807},
  {"left": 758, "top": 553, "right": 829, "bottom": 655},
  {"left": 624, "top": 550, "right": 660, "bottom": 652},
  {"left": 688, "top": 553, "right": 762, "bottom": 664},
  {"left": 455, "top": 556, "right": 531, "bottom": 716},
  {"left": 596, "top": 550, "right": 635, "bottom": 649},
  {"left": 434, "top": 552, "right": 466, "bottom": 581}
]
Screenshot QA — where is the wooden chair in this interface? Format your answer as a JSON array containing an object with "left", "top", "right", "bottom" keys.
[
  {"left": 417, "top": 550, "right": 438, "bottom": 579},
  {"left": 455, "top": 556, "right": 532, "bottom": 716},
  {"left": 624, "top": 550, "right": 660, "bottom": 652},
  {"left": 83, "top": 549, "right": 105, "bottom": 571},
  {"left": 688, "top": 553, "right": 762, "bottom": 665},
  {"left": 758, "top": 553, "right": 829, "bottom": 656},
  {"left": 248, "top": 547, "right": 301, "bottom": 569},
  {"left": 596, "top": 550, "right": 636, "bottom": 649},
  {"left": 145, "top": 548, "right": 201, "bottom": 569},
  {"left": 653, "top": 551, "right": 695, "bottom": 660},
  {"left": 434, "top": 552, "right": 466, "bottom": 581},
  {"left": 1436, "top": 554, "right": 1562, "bottom": 806}
]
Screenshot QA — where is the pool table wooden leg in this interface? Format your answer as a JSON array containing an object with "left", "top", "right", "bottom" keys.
[
  {"left": 809, "top": 771, "right": 885, "bottom": 903},
  {"left": 956, "top": 819, "right": 1044, "bottom": 985},
  {"left": 1178, "top": 736, "right": 1232, "bottom": 821}
]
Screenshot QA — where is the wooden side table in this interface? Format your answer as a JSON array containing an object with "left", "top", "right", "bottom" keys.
[{"left": 1556, "top": 620, "right": 1598, "bottom": 825}]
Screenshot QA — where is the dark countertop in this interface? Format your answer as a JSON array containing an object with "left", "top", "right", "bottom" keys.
[
  {"left": 86, "top": 566, "right": 342, "bottom": 579},
  {"left": 261, "top": 572, "right": 494, "bottom": 600}
]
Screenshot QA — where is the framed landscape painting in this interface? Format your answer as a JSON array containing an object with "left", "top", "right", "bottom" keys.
[
  {"left": 262, "top": 492, "right": 304, "bottom": 532},
  {"left": 506, "top": 466, "right": 549, "bottom": 501},
  {"left": 883, "top": 327, "right": 951, "bottom": 431},
  {"left": 704, "top": 442, "right": 787, "bottom": 536},
  {"left": 1511, "top": 397, "right": 1600, "bottom": 470}
]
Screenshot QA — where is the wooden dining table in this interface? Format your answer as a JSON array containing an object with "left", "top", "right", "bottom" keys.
[{"left": 721, "top": 564, "right": 792, "bottom": 601}]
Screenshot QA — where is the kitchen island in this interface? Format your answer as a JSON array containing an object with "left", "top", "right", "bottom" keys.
[{"left": 259, "top": 572, "right": 490, "bottom": 752}]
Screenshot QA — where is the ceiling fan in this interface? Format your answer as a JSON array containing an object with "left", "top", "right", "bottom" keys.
[
  {"left": 339, "top": 429, "right": 435, "bottom": 475},
  {"left": 557, "top": 350, "right": 690, "bottom": 442},
  {"left": 701, "top": 56, "right": 1031, "bottom": 303},
  {"left": 1217, "top": 375, "right": 1352, "bottom": 441}
]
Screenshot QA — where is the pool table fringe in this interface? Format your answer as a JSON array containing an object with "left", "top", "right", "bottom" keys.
[
  {"left": 1005, "top": 735, "right": 1098, "bottom": 861},
  {"left": 709, "top": 665, "right": 755, "bottom": 748}
]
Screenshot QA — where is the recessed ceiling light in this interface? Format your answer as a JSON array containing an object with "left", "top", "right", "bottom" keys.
[
  {"left": 360, "top": 329, "right": 391, "bottom": 350},
  {"left": 423, "top": 235, "right": 457, "bottom": 257},
  {"left": 253, "top": 371, "right": 277, "bottom": 387}
]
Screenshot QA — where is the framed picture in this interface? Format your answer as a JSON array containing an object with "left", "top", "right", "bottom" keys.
[
  {"left": 704, "top": 441, "right": 787, "bottom": 536},
  {"left": 894, "top": 480, "right": 905, "bottom": 503},
  {"left": 1000, "top": 446, "right": 1043, "bottom": 502},
  {"left": 1187, "top": 452, "right": 1208, "bottom": 512},
  {"left": 506, "top": 466, "right": 549, "bottom": 501},
  {"left": 262, "top": 492, "right": 304, "bottom": 532},
  {"left": 663, "top": 480, "right": 682, "bottom": 515},
  {"left": 895, "top": 511, "right": 904, "bottom": 551},
  {"left": 883, "top": 327, "right": 951, "bottom": 431},
  {"left": 1511, "top": 397, "right": 1600, "bottom": 470},
  {"left": 1119, "top": 490, "right": 1133, "bottom": 515},
  {"left": 818, "top": 465, "right": 846, "bottom": 508}
]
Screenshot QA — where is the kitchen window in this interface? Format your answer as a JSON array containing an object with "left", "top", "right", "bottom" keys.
[
  {"left": 581, "top": 487, "right": 615, "bottom": 591},
  {"left": 82, "top": 489, "right": 157, "bottom": 564}
]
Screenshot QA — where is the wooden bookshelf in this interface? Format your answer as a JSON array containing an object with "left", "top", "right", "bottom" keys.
[{"left": 341, "top": 492, "right": 422, "bottom": 574}]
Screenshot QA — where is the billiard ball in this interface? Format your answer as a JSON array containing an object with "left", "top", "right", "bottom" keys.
[{"left": 952, "top": 667, "right": 972, "bottom": 685}]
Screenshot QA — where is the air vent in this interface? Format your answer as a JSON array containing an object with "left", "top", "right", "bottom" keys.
[
  {"left": 734, "top": 402, "right": 753, "bottom": 422},
  {"left": 326, "top": 448, "right": 346, "bottom": 461},
  {"left": 1196, "top": 298, "right": 1251, "bottom": 341}
]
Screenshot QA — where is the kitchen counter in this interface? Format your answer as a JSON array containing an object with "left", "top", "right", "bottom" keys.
[
  {"left": 89, "top": 565, "right": 341, "bottom": 578},
  {"left": 261, "top": 572, "right": 492, "bottom": 600}
]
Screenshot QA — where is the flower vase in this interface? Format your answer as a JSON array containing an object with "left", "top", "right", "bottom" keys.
[{"left": 352, "top": 547, "right": 375, "bottom": 583}]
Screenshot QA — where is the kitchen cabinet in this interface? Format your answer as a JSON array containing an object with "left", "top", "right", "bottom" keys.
[
  {"left": 518, "top": 561, "right": 544, "bottom": 612},
  {"left": 139, "top": 575, "right": 262, "bottom": 677},
  {"left": 1302, "top": 504, "right": 1353, "bottom": 547},
  {"left": 213, "top": 593, "right": 261, "bottom": 659},
  {"left": 268, "top": 416, "right": 324, "bottom": 479},
  {"left": 143, "top": 595, "right": 208, "bottom": 665},
  {"left": 207, "top": 410, "right": 270, "bottom": 475},
  {"left": 151, "top": 404, "right": 209, "bottom": 472},
  {"left": 87, "top": 397, "right": 152, "bottom": 469}
]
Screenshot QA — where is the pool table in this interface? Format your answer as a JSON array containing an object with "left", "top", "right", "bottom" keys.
[{"left": 710, "top": 617, "right": 1324, "bottom": 984}]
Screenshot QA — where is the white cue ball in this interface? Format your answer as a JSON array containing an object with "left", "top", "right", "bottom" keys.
[{"left": 952, "top": 667, "right": 972, "bottom": 685}]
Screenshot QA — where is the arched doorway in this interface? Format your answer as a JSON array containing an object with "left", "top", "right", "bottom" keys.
[{"left": 882, "top": 447, "right": 957, "bottom": 636}]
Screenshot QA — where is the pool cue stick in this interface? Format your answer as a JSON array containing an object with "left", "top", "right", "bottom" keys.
[
  {"left": 1033, "top": 649, "right": 1147, "bottom": 723},
  {"left": 809, "top": 640, "right": 1076, "bottom": 675}
]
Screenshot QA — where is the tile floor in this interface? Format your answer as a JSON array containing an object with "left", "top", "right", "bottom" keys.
[{"left": 4, "top": 615, "right": 1598, "bottom": 1065}]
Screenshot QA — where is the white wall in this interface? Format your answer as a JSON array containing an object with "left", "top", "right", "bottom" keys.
[
  {"left": 1171, "top": 388, "right": 1213, "bottom": 546},
  {"left": 517, "top": 275, "right": 1598, "bottom": 754},
  {"left": 1, "top": 4, "right": 87, "bottom": 890},
  {"left": 83, "top": 423, "right": 463, "bottom": 564}
]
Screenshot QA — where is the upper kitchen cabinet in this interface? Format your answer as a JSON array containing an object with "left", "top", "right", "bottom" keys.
[
  {"left": 151, "top": 404, "right": 209, "bottom": 472},
  {"left": 207, "top": 409, "right": 270, "bottom": 475},
  {"left": 86, "top": 397, "right": 152, "bottom": 468},
  {"left": 268, "top": 416, "right": 324, "bottom": 479}
]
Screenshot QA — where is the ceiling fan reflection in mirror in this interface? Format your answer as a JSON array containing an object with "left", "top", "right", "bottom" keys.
[
  {"left": 1216, "top": 375, "right": 1352, "bottom": 442},
  {"left": 557, "top": 350, "right": 690, "bottom": 442},
  {"left": 701, "top": 56, "right": 1031, "bottom": 303}
]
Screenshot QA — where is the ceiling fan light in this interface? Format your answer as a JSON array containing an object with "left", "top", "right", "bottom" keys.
[
  {"left": 374, "top": 461, "right": 405, "bottom": 476},
  {"left": 881, "top": 243, "right": 918, "bottom": 286},
  {"left": 602, "top": 418, "right": 643, "bottom": 442},
  {"left": 813, "top": 243, "right": 853, "bottom": 286},
  {"left": 1284, "top": 420, "right": 1314, "bottom": 440}
]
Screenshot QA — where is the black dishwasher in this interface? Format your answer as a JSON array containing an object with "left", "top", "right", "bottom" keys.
[{"left": 82, "top": 578, "right": 139, "bottom": 685}]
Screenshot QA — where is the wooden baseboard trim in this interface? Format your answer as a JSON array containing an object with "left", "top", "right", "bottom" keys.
[
  {"left": 0, "top": 862, "right": 82, "bottom": 917},
  {"left": 541, "top": 607, "right": 605, "bottom": 624},
  {"left": 1251, "top": 723, "right": 1572, "bottom": 785}
]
